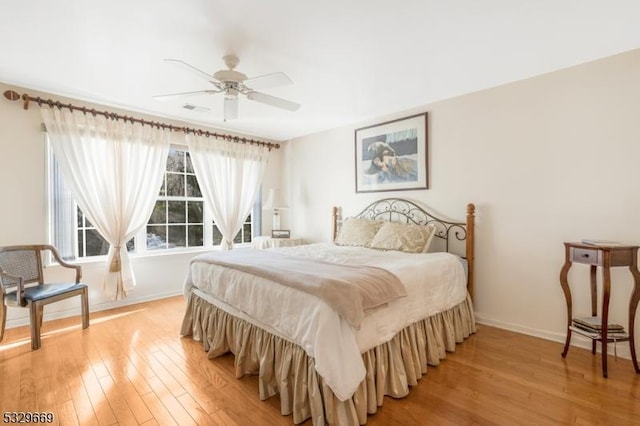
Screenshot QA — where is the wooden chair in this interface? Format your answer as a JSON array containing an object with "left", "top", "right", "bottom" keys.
[{"left": 0, "top": 244, "right": 89, "bottom": 349}]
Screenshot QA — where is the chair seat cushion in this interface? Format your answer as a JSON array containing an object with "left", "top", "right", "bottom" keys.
[{"left": 5, "top": 282, "right": 87, "bottom": 304}]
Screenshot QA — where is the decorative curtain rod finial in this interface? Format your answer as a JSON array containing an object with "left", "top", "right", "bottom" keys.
[{"left": 3, "top": 90, "right": 20, "bottom": 101}]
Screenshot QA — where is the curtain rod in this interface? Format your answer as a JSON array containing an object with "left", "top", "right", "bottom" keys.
[{"left": 3, "top": 89, "right": 280, "bottom": 151}]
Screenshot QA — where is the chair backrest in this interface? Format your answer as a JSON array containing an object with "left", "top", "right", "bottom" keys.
[{"left": 0, "top": 245, "right": 46, "bottom": 289}]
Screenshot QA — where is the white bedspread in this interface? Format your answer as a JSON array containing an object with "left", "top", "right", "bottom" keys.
[{"left": 183, "top": 242, "right": 467, "bottom": 401}]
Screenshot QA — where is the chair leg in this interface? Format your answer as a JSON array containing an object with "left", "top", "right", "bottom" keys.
[
  {"left": 0, "top": 302, "right": 6, "bottom": 342},
  {"left": 29, "top": 302, "right": 42, "bottom": 350},
  {"left": 81, "top": 288, "right": 89, "bottom": 329}
]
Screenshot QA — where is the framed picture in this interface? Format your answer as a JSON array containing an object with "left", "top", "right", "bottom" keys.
[
  {"left": 354, "top": 112, "right": 428, "bottom": 193},
  {"left": 271, "top": 229, "right": 290, "bottom": 239}
]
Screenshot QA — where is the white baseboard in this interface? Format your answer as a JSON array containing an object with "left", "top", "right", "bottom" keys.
[
  {"left": 4, "top": 290, "right": 184, "bottom": 329},
  {"left": 475, "top": 313, "right": 632, "bottom": 360}
]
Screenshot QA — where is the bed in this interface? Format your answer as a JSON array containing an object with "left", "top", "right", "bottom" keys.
[{"left": 181, "top": 198, "right": 477, "bottom": 425}]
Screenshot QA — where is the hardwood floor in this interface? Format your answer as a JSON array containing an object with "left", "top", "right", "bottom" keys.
[{"left": 1, "top": 296, "right": 639, "bottom": 425}]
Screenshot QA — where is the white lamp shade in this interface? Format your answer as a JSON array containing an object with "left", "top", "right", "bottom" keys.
[{"left": 262, "top": 188, "right": 289, "bottom": 209}]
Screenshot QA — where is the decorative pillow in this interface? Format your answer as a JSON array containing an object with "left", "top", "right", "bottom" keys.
[
  {"left": 370, "top": 222, "right": 436, "bottom": 253},
  {"left": 420, "top": 223, "right": 437, "bottom": 253},
  {"left": 335, "top": 217, "right": 383, "bottom": 247}
]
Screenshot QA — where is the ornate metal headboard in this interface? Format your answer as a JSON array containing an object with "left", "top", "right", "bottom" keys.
[{"left": 332, "top": 198, "right": 476, "bottom": 298}]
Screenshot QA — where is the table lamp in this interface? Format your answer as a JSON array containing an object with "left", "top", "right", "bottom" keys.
[{"left": 262, "top": 188, "right": 288, "bottom": 231}]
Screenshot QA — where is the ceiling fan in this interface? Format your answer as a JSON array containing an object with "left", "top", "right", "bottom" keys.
[{"left": 154, "top": 54, "right": 300, "bottom": 121}]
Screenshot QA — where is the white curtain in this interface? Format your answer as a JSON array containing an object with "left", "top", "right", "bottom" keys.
[
  {"left": 186, "top": 135, "right": 269, "bottom": 250},
  {"left": 41, "top": 107, "right": 170, "bottom": 300}
]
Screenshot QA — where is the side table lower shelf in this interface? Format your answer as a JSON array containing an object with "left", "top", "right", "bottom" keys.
[{"left": 568, "top": 325, "right": 629, "bottom": 343}]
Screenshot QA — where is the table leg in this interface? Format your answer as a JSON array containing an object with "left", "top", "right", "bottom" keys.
[
  {"left": 601, "top": 266, "right": 611, "bottom": 378},
  {"left": 560, "top": 259, "right": 573, "bottom": 358},
  {"left": 590, "top": 265, "right": 597, "bottom": 355},
  {"left": 629, "top": 261, "right": 640, "bottom": 374}
]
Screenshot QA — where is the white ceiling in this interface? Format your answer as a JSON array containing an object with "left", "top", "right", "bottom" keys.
[{"left": 1, "top": 1, "right": 639, "bottom": 141}]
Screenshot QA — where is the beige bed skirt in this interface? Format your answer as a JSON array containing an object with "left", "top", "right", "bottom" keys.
[{"left": 181, "top": 293, "right": 477, "bottom": 425}]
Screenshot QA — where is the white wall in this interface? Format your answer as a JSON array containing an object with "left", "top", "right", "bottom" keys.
[
  {"left": 0, "top": 82, "right": 284, "bottom": 328},
  {"left": 287, "top": 49, "right": 640, "bottom": 356}
]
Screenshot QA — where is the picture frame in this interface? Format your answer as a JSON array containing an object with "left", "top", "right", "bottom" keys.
[
  {"left": 271, "top": 229, "right": 290, "bottom": 239},
  {"left": 354, "top": 112, "right": 428, "bottom": 193}
]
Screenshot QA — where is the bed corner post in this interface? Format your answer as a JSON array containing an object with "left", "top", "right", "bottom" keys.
[
  {"left": 332, "top": 206, "right": 339, "bottom": 241},
  {"left": 466, "top": 203, "right": 476, "bottom": 300}
]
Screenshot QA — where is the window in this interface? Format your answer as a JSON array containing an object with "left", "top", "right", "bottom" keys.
[
  {"left": 76, "top": 208, "right": 135, "bottom": 257},
  {"left": 76, "top": 207, "right": 108, "bottom": 257},
  {"left": 232, "top": 214, "right": 253, "bottom": 245},
  {"left": 147, "top": 148, "right": 204, "bottom": 250},
  {"left": 213, "top": 214, "right": 253, "bottom": 246},
  {"left": 48, "top": 142, "right": 259, "bottom": 259}
]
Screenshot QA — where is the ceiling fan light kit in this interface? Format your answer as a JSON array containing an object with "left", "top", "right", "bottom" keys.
[{"left": 155, "top": 54, "right": 300, "bottom": 121}]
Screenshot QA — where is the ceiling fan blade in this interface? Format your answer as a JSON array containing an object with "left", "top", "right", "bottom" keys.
[
  {"left": 164, "top": 59, "right": 219, "bottom": 83},
  {"left": 153, "top": 89, "right": 220, "bottom": 101},
  {"left": 246, "top": 91, "right": 300, "bottom": 111},
  {"left": 224, "top": 96, "right": 238, "bottom": 121},
  {"left": 244, "top": 72, "right": 292, "bottom": 90}
]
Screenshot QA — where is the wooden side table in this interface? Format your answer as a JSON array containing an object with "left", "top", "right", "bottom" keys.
[{"left": 560, "top": 242, "right": 640, "bottom": 377}]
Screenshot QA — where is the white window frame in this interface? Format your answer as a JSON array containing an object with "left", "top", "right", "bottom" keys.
[
  {"left": 142, "top": 145, "right": 208, "bottom": 254},
  {"left": 46, "top": 138, "right": 260, "bottom": 262}
]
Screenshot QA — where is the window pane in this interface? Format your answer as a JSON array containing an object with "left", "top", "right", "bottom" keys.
[
  {"left": 168, "top": 225, "right": 186, "bottom": 247},
  {"left": 149, "top": 201, "right": 167, "bottom": 224},
  {"left": 186, "top": 152, "right": 195, "bottom": 173},
  {"left": 233, "top": 230, "right": 242, "bottom": 244},
  {"left": 77, "top": 207, "right": 83, "bottom": 228},
  {"left": 168, "top": 201, "right": 186, "bottom": 223},
  {"left": 158, "top": 176, "right": 166, "bottom": 196},
  {"left": 166, "top": 148, "right": 185, "bottom": 172},
  {"left": 166, "top": 173, "right": 185, "bottom": 197},
  {"left": 212, "top": 225, "right": 223, "bottom": 246},
  {"left": 147, "top": 225, "right": 167, "bottom": 250},
  {"left": 186, "top": 175, "right": 202, "bottom": 197},
  {"left": 188, "top": 201, "right": 203, "bottom": 224},
  {"left": 85, "top": 229, "right": 109, "bottom": 256},
  {"left": 77, "top": 230, "right": 84, "bottom": 257},
  {"left": 243, "top": 223, "right": 252, "bottom": 243},
  {"left": 188, "top": 225, "right": 203, "bottom": 247}
]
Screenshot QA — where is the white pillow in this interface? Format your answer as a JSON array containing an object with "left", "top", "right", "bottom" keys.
[
  {"left": 370, "top": 222, "right": 436, "bottom": 253},
  {"left": 335, "top": 217, "right": 383, "bottom": 247}
]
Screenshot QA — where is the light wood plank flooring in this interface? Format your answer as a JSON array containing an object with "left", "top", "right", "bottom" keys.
[{"left": 1, "top": 296, "right": 639, "bottom": 425}]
